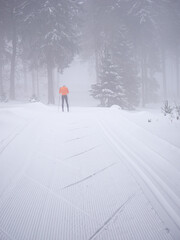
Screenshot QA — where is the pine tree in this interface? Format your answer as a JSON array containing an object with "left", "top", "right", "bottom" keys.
[
  {"left": 91, "top": 50, "right": 125, "bottom": 107},
  {"left": 23, "top": 0, "right": 82, "bottom": 104},
  {"left": 89, "top": 1, "right": 140, "bottom": 109}
]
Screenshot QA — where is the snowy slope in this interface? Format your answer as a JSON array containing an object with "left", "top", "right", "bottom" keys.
[{"left": 0, "top": 103, "right": 180, "bottom": 240}]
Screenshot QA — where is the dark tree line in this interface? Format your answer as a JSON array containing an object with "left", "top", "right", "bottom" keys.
[
  {"left": 0, "top": 0, "right": 82, "bottom": 103},
  {"left": 0, "top": 0, "right": 180, "bottom": 108}
]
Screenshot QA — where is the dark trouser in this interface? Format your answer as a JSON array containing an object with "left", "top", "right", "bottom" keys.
[{"left": 62, "top": 95, "right": 69, "bottom": 112}]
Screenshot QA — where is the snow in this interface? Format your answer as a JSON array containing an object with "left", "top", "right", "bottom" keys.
[{"left": 0, "top": 102, "right": 180, "bottom": 240}]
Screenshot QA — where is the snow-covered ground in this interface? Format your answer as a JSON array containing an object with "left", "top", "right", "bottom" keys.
[{"left": 0, "top": 102, "right": 180, "bottom": 240}]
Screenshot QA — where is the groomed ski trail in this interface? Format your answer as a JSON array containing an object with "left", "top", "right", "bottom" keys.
[{"left": 0, "top": 104, "right": 179, "bottom": 240}]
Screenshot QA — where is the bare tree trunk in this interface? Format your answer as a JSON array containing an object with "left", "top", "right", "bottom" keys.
[
  {"left": 141, "top": 64, "right": 145, "bottom": 107},
  {"left": 141, "top": 52, "right": 147, "bottom": 107},
  {"left": 0, "top": 61, "right": 3, "bottom": 97},
  {"left": 55, "top": 68, "right": 59, "bottom": 103},
  {"left": 47, "top": 61, "right": 54, "bottom": 104},
  {"left": 36, "top": 67, "right": 39, "bottom": 99},
  {"left": 32, "top": 69, "right": 36, "bottom": 96},
  {"left": 144, "top": 56, "right": 148, "bottom": 104},
  {"left": 0, "top": 37, "right": 4, "bottom": 97},
  {"left": 162, "top": 47, "right": 167, "bottom": 101},
  {"left": 175, "top": 52, "right": 180, "bottom": 100},
  {"left": 23, "top": 62, "right": 27, "bottom": 96},
  {"left": 95, "top": 49, "right": 100, "bottom": 84},
  {"left": 9, "top": 5, "right": 17, "bottom": 100}
]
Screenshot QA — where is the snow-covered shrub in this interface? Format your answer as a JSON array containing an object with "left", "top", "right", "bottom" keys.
[
  {"left": 174, "top": 104, "right": 180, "bottom": 120},
  {"left": 29, "top": 94, "right": 39, "bottom": 103},
  {"left": 161, "top": 101, "right": 173, "bottom": 116}
]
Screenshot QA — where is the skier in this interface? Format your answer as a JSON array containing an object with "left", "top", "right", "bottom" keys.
[{"left": 59, "top": 85, "right": 69, "bottom": 112}]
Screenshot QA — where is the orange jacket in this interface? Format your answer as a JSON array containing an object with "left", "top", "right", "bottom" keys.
[{"left": 59, "top": 86, "right": 69, "bottom": 95}]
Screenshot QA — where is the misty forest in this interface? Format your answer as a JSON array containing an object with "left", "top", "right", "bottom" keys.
[
  {"left": 1, "top": 1, "right": 180, "bottom": 240},
  {"left": 0, "top": 0, "right": 180, "bottom": 108}
]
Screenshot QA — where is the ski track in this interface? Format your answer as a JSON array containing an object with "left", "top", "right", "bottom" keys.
[
  {"left": 101, "top": 114, "right": 180, "bottom": 178},
  {"left": 119, "top": 112, "right": 180, "bottom": 151},
  {"left": 62, "top": 162, "right": 118, "bottom": 189},
  {"left": 0, "top": 123, "right": 29, "bottom": 155},
  {"left": 98, "top": 118, "right": 180, "bottom": 236},
  {"left": 0, "top": 116, "right": 44, "bottom": 200},
  {"left": 106, "top": 116, "right": 180, "bottom": 173},
  {"left": 64, "top": 145, "right": 100, "bottom": 160},
  {"left": 0, "top": 105, "right": 179, "bottom": 240},
  {"left": 88, "top": 193, "right": 136, "bottom": 240},
  {"left": 65, "top": 136, "right": 87, "bottom": 143},
  {"left": 24, "top": 171, "right": 95, "bottom": 221}
]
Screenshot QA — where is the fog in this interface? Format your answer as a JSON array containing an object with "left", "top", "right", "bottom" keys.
[
  {"left": 0, "top": 0, "right": 180, "bottom": 109},
  {"left": 1, "top": 1, "right": 180, "bottom": 239},
  {"left": 56, "top": 57, "right": 97, "bottom": 106}
]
